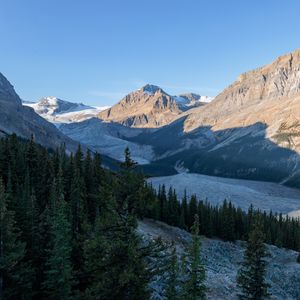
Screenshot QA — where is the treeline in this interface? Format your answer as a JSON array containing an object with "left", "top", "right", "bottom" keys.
[{"left": 146, "top": 185, "right": 300, "bottom": 251}]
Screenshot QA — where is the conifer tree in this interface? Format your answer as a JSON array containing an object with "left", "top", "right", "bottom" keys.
[
  {"left": 0, "top": 179, "right": 32, "bottom": 299},
  {"left": 188, "top": 195, "right": 198, "bottom": 229},
  {"left": 221, "top": 200, "right": 235, "bottom": 241},
  {"left": 43, "top": 196, "right": 74, "bottom": 299},
  {"left": 182, "top": 214, "right": 206, "bottom": 300},
  {"left": 237, "top": 218, "right": 271, "bottom": 300},
  {"left": 158, "top": 184, "right": 167, "bottom": 222},
  {"left": 84, "top": 187, "right": 150, "bottom": 299},
  {"left": 165, "top": 246, "right": 180, "bottom": 300}
]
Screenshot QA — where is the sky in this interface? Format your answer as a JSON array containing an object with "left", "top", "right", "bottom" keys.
[{"left": 1, "top": 0, "right": 300, "bottom": 106}]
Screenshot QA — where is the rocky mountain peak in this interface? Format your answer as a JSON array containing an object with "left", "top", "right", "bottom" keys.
[
  {"left": 98, "top": 84, "right": 181, "bottom": 128},
  {"left": 140, "top": 84, "right": 165, "bottom": 95},
  {"left": 226, "top": 48, "right": 300, "bottom": 104}
]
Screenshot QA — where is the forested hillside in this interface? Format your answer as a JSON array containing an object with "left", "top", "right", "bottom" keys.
[{"left": 0, "top": 134, "right": 299, "bottom": 299}]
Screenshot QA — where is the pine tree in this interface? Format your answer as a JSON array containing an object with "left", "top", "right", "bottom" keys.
[
  {"left": 0, "top": 179, "right": 32, "bottom": 299},
  {"left": 165, "top": 246, "right": 180, "bottom": 300},
  {"left": 84, "top": 190, "right": 150, "bottom": 299},
  {"left": 43, "top": 196, "right": 74, "bottom": 299},
  {"left": 221, "top": 200, "right": 235, "bottom": 241},
  {"left": 158, "top": 184, "right": 167, "bottom": 222},
  {"left": 120, "top": 147, "right": 138, "bottom": 170},
  {"left": 182, "top": 214, "right": 206, "bottom": 300},
  {"left": 188, "top": 195, "right": 198, "bottom": 229},
  {"left": 237, "top": 218, "right": 271, "bottom": 300},
  {"left": 180, "top": 190, "right": 188, "bottom": 229}
]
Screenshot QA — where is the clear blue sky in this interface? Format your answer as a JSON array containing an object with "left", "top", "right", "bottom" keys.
[{"left": 1, "top": 0, "right": 300, "bottom": 106}]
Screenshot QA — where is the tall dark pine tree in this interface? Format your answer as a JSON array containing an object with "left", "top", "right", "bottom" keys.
[
  {"left": 221, "top": 200, "right": 235, "bottom": 241},
  {"left": 43, "top": 195, "right": 74, "bottom": 299},
  {"left": 0, "top": 180, "right": 32, "bottom": 299},
  {"left": 237, "top": 218, "right": 271, "bottom": 300},
  {"left": 165, "top": 246, "right": 180, "bottom": 300},
  {"left": 182, "top": 214, "right": 206, "bottom": 300}
]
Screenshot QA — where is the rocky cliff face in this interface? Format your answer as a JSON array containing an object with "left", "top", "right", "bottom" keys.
[
  {"left": 98, "top": 84, "right": 183, "bottom": 128},
  {"left": 184, "top": 49, "right": 300, "bottom": 153},
  {"left": 0, "top": 72, "right": 79, "bottom": 152}
]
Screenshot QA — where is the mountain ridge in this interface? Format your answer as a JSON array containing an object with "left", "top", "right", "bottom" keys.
[{"left": 0, "top": 72, "right": 80, "bottom": 152}]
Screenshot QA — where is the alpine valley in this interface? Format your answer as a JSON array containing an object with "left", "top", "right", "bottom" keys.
[
  {"left": 1, "top": 48, "right": 300, "bottom": 299},
  {"left": 18, "top": 49, "right": 300, "bottom": 189}
]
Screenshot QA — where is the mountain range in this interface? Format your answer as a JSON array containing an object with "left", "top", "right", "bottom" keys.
[{"left": 1, "top": 48, "right": 300, "bottom": 188}]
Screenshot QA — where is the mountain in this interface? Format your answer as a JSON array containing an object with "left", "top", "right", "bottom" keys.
[
  {"left": 98, "top": 84, "right": 211, "bottom": 128},
  {"left": 0, "top": 72, "right": 79, "bottom": 152},
  {"left": 98, "top": 84, "right": 182, "bottom": 128},
  {"left": 184, "top": 48, "right": 300, "bottom": 140},
  {"left": 133, "top": 49, "right": 300, "bottom": 186},
  {"left": 17, "top": 49, "right": 300, "bottom": 188},
  {"left": 24, "top": 96, "right": 109, "bottom": 124}
]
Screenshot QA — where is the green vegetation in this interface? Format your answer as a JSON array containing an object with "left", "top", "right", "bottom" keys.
[
  {"left": 0, "top": 134, "right": 299, "bottom": 299},
  {"left": 237, "top": 218, "right": 271, "bottom": 299}
]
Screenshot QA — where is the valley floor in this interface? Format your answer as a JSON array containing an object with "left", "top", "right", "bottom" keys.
[
  {"left": 139, "top": 219, "right": 300, "bottom": 299},
  {"left": 148, "top": 173, "right": 300, "bottom": 215}
]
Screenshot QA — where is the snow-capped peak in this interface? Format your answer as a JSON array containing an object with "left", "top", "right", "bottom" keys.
[{"left": 23, "top": 97, "right": 110, "bottom": 124}]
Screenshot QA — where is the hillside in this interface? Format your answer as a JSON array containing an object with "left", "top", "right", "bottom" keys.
[
  {"left": 139, "top": 219, "right": 300, "bottom": 300},
  {"left": 0, "top": 72, "right": 79, "bottom": 152}
]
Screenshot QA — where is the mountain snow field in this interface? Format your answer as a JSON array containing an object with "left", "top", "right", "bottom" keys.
[{"left": 23, "top": 97, "right": 110, "bottom": 124}]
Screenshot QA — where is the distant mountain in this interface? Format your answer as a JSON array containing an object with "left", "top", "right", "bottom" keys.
[
  {"left": 98, "top": 84, "right": 212, "bottom": 128},
  {"left": 15, "top": 49, "right": 300, "bottom": 188},
  {"left": 139, "top": 49, "right": 300, "bottom": 185},
  {"left": 173, "top": 93, "right": 213, "bottom": 110},
  {"left": 98, "top": 84, "right": 181, "bottom": 128},
  {"left": 24, "top": 97, "right": 109, "bottom": 124},
  {"left": 0, "top": 72, "right": 79, "bottom": 152}
]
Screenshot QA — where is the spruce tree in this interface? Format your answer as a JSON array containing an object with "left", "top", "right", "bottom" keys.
[
  {"left": 43, "top": 196, "right": 74, "bottom": 299},
  {"left": 165, "top": 246, "right": 180, "bottom": 300},
  {"left": 237, "top": 218, "right": 271, "bottom": 300},
  {"left": 188, "top": 195, "right": 198, "bottom": 229},
  {"left": 0, "top": 179, "right": 32, "bottom": 299},
  {"left": 182, "top": 214, "right": 206, "bottom": 300}
]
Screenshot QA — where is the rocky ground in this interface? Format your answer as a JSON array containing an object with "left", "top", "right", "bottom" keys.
[{"left": 138, "top": 219, "right": 300, "bottom": 299}]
